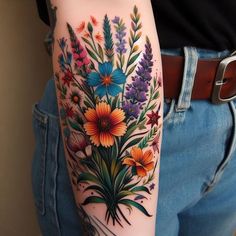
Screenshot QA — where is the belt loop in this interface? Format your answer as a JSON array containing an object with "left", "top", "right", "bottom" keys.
[{"left": 175, "top": 47, "right": 199, "bottom": 112}]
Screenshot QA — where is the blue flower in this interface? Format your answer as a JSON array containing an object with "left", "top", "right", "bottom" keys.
[{"left": 87, "top": 62, "right": 126, "bottom": 98}]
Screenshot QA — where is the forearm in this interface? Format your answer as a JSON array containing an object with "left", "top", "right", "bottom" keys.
[{"left": 48, "top": 0, "right": 163, "bottom": 235}]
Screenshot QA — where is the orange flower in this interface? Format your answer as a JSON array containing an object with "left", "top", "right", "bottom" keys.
[
  {"left": 95, "top": 32, "right": 103, "bottom": 42},
  {"left": 84, "top": 102, "right": 127, "bottom": 147},
  {"left": 123, "top": 147, "right": 154, "bottom": 177},
  {"left": 76, "top": 21, "right": 85, "bottom": 33},
  {"left": 83, "top": 31, "right": 90, "bottom": 38},
  {"left": 90, "top": 16, "right": 98, "bottom": 26}
]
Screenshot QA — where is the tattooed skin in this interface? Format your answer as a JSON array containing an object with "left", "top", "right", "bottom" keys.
[
  {"left": 46, "top": 0, "right": 57, "bottom": 51},
  {"left": 50, "top": 2, "right": 163, "bottom": 234}
]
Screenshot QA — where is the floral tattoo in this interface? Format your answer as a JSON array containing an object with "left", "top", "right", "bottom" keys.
[{"left": 55, "top": 5, "right": 162, "bottom": 233}]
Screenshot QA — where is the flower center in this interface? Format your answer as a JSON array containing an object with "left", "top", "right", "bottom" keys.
[
  {"left": 72, "top": 95, "right": 80, "bottom": 103},
  {"left": 102, "top": 75, "right": 112, "bottom": 86},
  {"left": 98, "top": 117, "right": 111, "bottom": 131}
]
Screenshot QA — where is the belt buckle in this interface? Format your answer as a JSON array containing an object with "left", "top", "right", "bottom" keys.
[{"left": 211, "top": 51, "right": 236, "bottom": 104}]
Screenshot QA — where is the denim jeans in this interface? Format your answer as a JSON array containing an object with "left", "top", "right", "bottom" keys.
[{"left": 32, "top": 47, "right": 236, "bottom": 236}]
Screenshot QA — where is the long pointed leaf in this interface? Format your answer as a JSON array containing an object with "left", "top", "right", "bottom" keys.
[
  {"left": 82, "top": 196, "right": 105, "bottom": 205},
  {"left": 77, "top": 173, "right": 100, "bottom": 184},
  {"left": 119, "top": 199, "right": 152, "bottom": 217}
]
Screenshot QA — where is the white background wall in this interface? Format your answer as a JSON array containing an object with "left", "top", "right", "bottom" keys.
[{"left": 0, "top": 1, "right": 52, "bottom": 235}]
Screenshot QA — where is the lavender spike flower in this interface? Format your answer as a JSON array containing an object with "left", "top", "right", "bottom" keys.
[
  {"left": 112, "top": 16, "right": 127, "bottom": 54},
  {"left": 123, "top": 37, "right": 153, "bottom": 119}
]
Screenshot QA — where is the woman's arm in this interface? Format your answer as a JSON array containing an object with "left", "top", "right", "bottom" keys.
[{"left": 47, "top": 0, "right": 163, "bottom": 235}]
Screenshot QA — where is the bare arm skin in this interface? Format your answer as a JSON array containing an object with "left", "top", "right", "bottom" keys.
[{"left": 47, "top": 0, "right": 163, "bottom": 235}]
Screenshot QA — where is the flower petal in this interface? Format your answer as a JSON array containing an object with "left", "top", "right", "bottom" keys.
[
  {"left": 136, "top": 166, "right": 147, "bottom": 177},
  {"left": 84, "top": 122, "right": 99, "bottom": 135},
  {"left": 110, "top": 108, "right": 125, "bottom": 125},
  {"left": 130, "top": 147, "right": 143, "bottom": 162},
  {"left": 111, "top": 69, "right": 126, "bottom": 84},
  {"left": 75, "top": 151, "right": 86, "bottom": 158},
  {"left": 110, "top": 122, "right": 127, "bottom": 136},
  {"left": 87, "top": 72, "right": 101, "bottom": 86},
  {"left": 123, "top": 158, "right": 136, "bottom": 166},
  {"left": 99, "top": 62, "right": 113, "bottom": 76},
  {"left": 90, "top": 134, "right": 100, "bottom": 146},
  {"left": 100, "top": 132, "right": 114, "bottom": 147},
  {"left": 143, "top": 150, "right": 154, "bottom": 164},
  {"left": 145, "top": 161, "right": 154, "bottom": 171},
  {"left": 107, "top": 83, "right": 122, "bottom": 97},
  {"left": 95, "top": 85, "right": 107, "bottom": 98},
  {"left": 96, "top": 102, "right": 111, "bottom": 118},
  {"left": 85, "top": 145, "right": 92, "bottom": 156},
  {"left": 84, "top": 108, "right": 98, "bottom": 122}
]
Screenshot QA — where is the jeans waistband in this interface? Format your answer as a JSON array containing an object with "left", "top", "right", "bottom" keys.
[{"left": 161, "top": 47, "right": 231, "bottom": 112}]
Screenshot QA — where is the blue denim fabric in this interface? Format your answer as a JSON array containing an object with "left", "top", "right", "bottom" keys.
[{"left": 31, "top": 47, "right": 236, "bottom": 236}]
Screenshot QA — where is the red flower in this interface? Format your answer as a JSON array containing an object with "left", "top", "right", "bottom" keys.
[
  {"left": 84, "top": 102, "right": 127, "bottom": 147},
  {"left": 64, "top": 103, "right": 75, "bottom": 118},
  {"left": 62, "top": 69, "right": 73, "bottom": 87},
  {"left": 147, "top": 104, "right": 161, "bottom": 127},
  {"left": 83, "top": 31, "right": 90, "bottom": 38},
  {"left": 95, "top": 32, "right": 103, "bottom": 42},
  {"left": 76, "top": 21, "right": 85, "bottom": 33},
  {"left": 90, "top": 16, "right": 98, "bottom": 26}
]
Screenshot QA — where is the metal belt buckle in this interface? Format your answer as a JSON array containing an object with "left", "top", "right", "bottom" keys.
[{"left": 211, "top": 51, "right": 236, "bottom": 104}]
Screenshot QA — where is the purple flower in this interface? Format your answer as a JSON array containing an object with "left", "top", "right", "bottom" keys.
[
  {"left": 112, "top": 17, "right": 127, "bottom": 54},
  {"left": 123, "top": 37, "right": 153, "bottom": 119},
  {"left": 123, "top": 101, "right": 140, "bottom": 119},
  {"left": 112, "top": 16, "right": 120, "bottom": 24}
]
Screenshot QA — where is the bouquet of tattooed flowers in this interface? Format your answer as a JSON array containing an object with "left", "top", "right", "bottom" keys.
[{"left": 56, "top": 6, "right": 162, "bottom": 226}]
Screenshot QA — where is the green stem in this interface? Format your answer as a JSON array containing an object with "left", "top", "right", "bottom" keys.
[{"left": 90, "top": 32, "right": 104, "bottom": 62}]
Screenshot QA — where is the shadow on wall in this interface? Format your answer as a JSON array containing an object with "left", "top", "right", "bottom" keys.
[{"left": 0, "top": 1, "right": 52, "bottom": 235}]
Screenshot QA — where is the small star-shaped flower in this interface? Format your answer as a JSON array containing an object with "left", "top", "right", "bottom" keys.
[
  {"left": 147, "top": 104, "right": 161, "bottom": 127},
  {"left": 62, "top": 69, "right": 73, "bottom": 87}
]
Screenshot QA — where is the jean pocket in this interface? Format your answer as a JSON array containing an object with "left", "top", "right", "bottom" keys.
[
  {"left": 163, "top": 98, "right": 176, "bottom": 124},
  {"left": 31, "top": 103, "right": 48, "bottom": 215}
]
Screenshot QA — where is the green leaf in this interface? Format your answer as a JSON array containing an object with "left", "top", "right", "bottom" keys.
[
  {"left": 153, "top": 91, "right": 160, "bottom": 99},
  {"left": 82, "top": 37, "right": 91, "bottom": 45},
  {"left": 97, "top": 43, "right": 104, "bottom": 61},
  {"left": 111, "top": 95, "right": 119, "bottom": 109},
  {"left": 101, "top": 158, "right": 112, "bottom": 188},
  {"left": 131, "top": 186, "right": 151, "bottom": 194},
  {"left": 84, "top": 185, "right": 106, "bottom": 197},
  {"left": 122, "top": 137, "right": 143, "bottom": 151},
  {"left": 114, "top": 167, "right": 128, "bottom": 191},
  {"left": 117, "top": 190, "right": 134, "bottom": 200},
  {"left": 119, "top": 199, "right": 152, "bottom": 217},
  {"left": 87, "top": 22, "right": 93, "bottom": 33},
  {"left": 85, "top": 46, "right": 99, "bottom": 62},
  {"left": 68, "top": 119, "right": 82, "bottom": 132},
  {"left": 77, "top": 173, "right": 100, "bottom": 184},
  {"left": 82, "top": 196, "right": 105, "bottom": 205},
  {"left": 127, "top": 52, "right": 141, "bottom": 67},
  {"left": 126, "top": 64, "right": 137, "bottom": 77},
  {"left": 122, "top": 120, "right": 137, "bottom": 143}
]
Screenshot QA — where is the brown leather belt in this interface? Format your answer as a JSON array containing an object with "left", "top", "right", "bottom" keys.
[{"left": 161, "top": 54, "right": 236, "bottom": 104}]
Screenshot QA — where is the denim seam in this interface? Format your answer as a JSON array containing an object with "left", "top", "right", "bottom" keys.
[
  {"left": 50, "top": 118, "right": 61, "bottom": 235},
  {"left": 32, "top": 103, "right": 48, "bottom": 124},
  {"left": 32, "top": 103, "right": 48, "bottom": 215},
  {"left": 33, "top": 102, "right": 59, "bottom": 120},
  {"left": 203, "top": 101, "right": 236, "bottom": 193}
]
